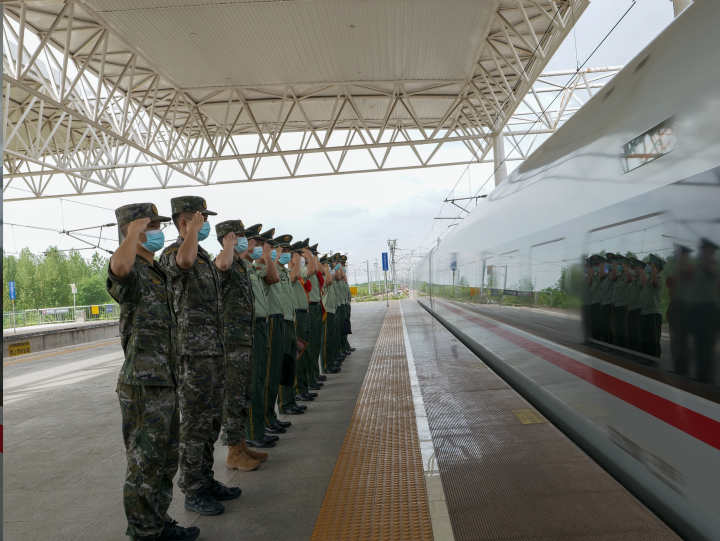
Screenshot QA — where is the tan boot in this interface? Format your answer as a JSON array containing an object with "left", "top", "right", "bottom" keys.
[
  {"left": 226, "top": 445, "right": 261, "bottom": 471},
  {"left": 242, "top": 440, "right": 268, "bottom": 463}
]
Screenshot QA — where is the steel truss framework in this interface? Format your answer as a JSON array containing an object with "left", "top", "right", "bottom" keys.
[{"left": 3, "top": 0, "right": 590, "bottom": 201}]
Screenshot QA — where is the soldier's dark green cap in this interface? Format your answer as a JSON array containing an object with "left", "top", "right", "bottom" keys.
[
  {"left": 319, "top": 254, "right": 329, "bottom": 264},
  {"left": 115, "top": 203, "right": 170, "bottom": 228},
  {"left": 289, "top": 241, "right": 305, "bottom": 253},
  {"left": 170, "top": 196, "right": 217, "bottom": 217},
  {"left": 675, "top": 244, "right": 691, "bottom": 254},
  {"left": 244, "top": 223, "right": 262, "bottom": 239},
  {"left": 271, "top": 234, "right": 293, "bottom": 248},
  {"left": 215, "top": 220, "right": 245, "bottom": 243},
  {"left": 648, "top": 254, "right": 665, "bottom": 269},
  {"left": 700, "top": 237, "right": 718, "bottom": 250},
  {"left": 309, "top": 243, "right": 319, "bottom": 254},
  {"left": 258, "top": 228, "right": 275, "bottom": 243}
]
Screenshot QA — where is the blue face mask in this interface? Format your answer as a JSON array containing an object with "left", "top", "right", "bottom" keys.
[
  {"left": 250, "top": 246, "right": 263, "bottom": 260},
  {"left": 270, "top": 249, "right": 277, "bottom": 261},
  {"left": 236, "top": 236, "right": 248, "bottom": 252},
  {"left": 278, "top": 253, "right": 291, "bottom": 265},
  {"left": 141, "top": 229, "right": 164, "bottom": 252},
  {"left": 197, "top": 221, "right": 210, "bottom": 241}
]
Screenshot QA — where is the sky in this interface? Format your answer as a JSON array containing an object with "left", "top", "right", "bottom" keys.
[{"left": 2, "top": 0, "right": 675, "bottom": 283}]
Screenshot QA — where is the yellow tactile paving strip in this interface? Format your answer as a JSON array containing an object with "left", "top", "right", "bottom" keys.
[{"left": 311, "top": 304, "right": 433, "bottom": 541}]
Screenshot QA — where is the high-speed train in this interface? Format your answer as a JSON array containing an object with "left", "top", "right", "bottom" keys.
[{"left": 414, "top": 1, "right": 720, "bottom": 539}]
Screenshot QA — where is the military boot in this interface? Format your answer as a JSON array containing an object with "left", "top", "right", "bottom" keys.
[
  {"left": 184, "top": 492, "right": 224, "bottom": 516},
  {"left": 226, "top": 444, "right": 261, "bottom": 472},
  {"left": 242, "top": 440, "right": 268, "bottom": 462},
  {"left": 158, "top": 520, "right": 200, "bottom": 541}
]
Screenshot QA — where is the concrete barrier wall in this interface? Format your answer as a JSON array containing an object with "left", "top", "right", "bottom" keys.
[{"left": 3, "top": 320, "right": 119, "bottom": 357}]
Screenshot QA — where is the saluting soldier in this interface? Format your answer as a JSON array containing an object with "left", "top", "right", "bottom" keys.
[
  {"left": 611, "top": 256, "right": 631, "bottom": 348},
  {"left": 242, "top": 225, "right": 279, "bottom": 449},
  {"left": 666, "top": 245, "right": 693, "bottom": 374},
  {"left": 213, "top": 220, "right": 266, "bottom": 471},
  {"left": 339, "top": 255, "right": 354, "bottom": 355},
  {"left": 289, "top": 239, "right": 317, "bottom": 403},
  {"left": 626, "top": 258, "right": 644, "bottom": 353},
  {"left": 274, "top": 235, "right": 307, "bottom": 416},
  {"left": 305, "top": 243, "right": 327, "bottom": 385},
  {"left": 159, "top": 196, "right": 241, "bottom": 517},
  {"left": 331, "top": 254, "right": 347, "bottom": 366},
  {"left": 639, "top": 255, "right": 664, "bottom": 358},
  {"left": 108, "top": 203, "right": 199, "bottom": 541},
  {"left": 690, "top": 238, "right": 719, "bottom": 383},
  {"left": 253, "top": 229, "right": 291, "bottom": 436},
  {"left": 320, "top": 255, "right": 340, "bottom": 374},
  {"left": 581, "top": 257, "right": 593, "bottom": 342},
  {"left": 589, "top": 255, "right": 605, "bottom": 341}
]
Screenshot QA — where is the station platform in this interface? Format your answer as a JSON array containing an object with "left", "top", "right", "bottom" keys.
[{"left": 4, "top": 300, "right": 679, "bottom": 540}]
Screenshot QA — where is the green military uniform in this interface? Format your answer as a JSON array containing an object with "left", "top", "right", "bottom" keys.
[
  {"left": 261, "top": 232, "right": 294, "bottom": 424},
  {"left": 689, "top": 239, "right": 719, "bottom": 382},
  {"left": 215, "top": 220, "right": 254, "bottom": 447},
  {"left": 626, "top": 259, "right": 644, "bottom": 352},
  {"left": 159, "top": 196, "right": 225, "bottom": 497},
  {"left": 588, "top": 256, "right": 603, "bottom": 340},
  {"left": 639, "top": 255, "right": 663, "bottom": 357},
  {"left": 107, "top": 203, "right": 180, "bottom": 540},
  {"left": 243, "top": 224, "right": 271, "bottom": 443},
  {"left": 307, "top": 244, "right": 323, "bottom": 382},
  {"left": 339, "top": 255, "right": 352, "bottom": 353},
  {"left": 611, "top": 257, "right": 630, "bottom": 348},
  {"left": 666, "top": 246, "right": 693, "bottom": 374},
  {"left": 276, "top": 237, "right": 301, "bottom": 411},
  {"left": 321, "top": 256, "right": 339, "bottom": 372},
  {"left": 289, "top": 240, "right": 311, "bottom": 397}
]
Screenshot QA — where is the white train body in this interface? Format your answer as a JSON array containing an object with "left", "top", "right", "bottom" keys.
[{"left": 415, "top": 2, "right": 720, "bottom": 539}]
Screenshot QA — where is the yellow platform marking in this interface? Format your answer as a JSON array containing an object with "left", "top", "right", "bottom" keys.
[
  {"left": 512, "top": 408, "right": 547, "bottom": 425},
  {"left": 8, "top": 341, "right": 31, "bottom": 356},
  {"left": 3, "top": 337, "right": 120, "bottom": 366},
  {"left": 312, "top": 305, "right": 433, "bottom": 541}
]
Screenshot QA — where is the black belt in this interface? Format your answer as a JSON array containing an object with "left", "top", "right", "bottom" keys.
[
  {"left": 296, "top": 309, "right": 308, "bottom": 313},
  {"left": 269, "top": 313, "right": 283, "bottom": 319},
  {"left": 309, "top": 301, "right": 320, "bottom": 305}
]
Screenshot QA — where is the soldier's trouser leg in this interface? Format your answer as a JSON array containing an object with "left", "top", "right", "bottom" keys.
[
  {"left": 308, "top": 303, "right": 322, "bottom": 379},
  {"left": 693, "top": 303, "right": 717, "bottom": 383},
  {"left": 118, "top": 383, "right": 178, "bottom": 539},
  {"left": 221, "top": 346, "right": 252, "bottom": 446},
  {"left": 627, "top": 309, "right": 641, "bottom": 351},
  {"left": 342, "top": 304, "right": 351, "bottom": 351},
  {"left": 668, "top": 302, "right": 689, "bottom": 374},
  {"left": 294, "top": 310, "right": 310, "bottom": 394},
  {"left": 266, "top": 315, "right": 285, "bottom": 425},
  {"left": 280, "top": 319, "right": 298, "bottom": 408},
  {"left": 614, "top": 306, "right": 628, "bottom": 348},
  {"left": 590, "top": 303, "right": 600, "bottom": 339},
  {"left": 321, "top": 314, "right": 333, "bottom": 371},
  {"left": 178, "top": 354, "right": 224, "bottom": 495},
  {"left": 247, "top": 319, "right": 268, "bottom": 441}
]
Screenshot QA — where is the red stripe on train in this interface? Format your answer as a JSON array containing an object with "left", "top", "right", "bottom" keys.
[{"left": 440, "top": 301, "right": 720, "bottom": 451}]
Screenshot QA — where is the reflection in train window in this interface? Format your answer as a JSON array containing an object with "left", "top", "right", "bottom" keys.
[{"left": 622, "top": 117, "right": 675, "bottom": 173}]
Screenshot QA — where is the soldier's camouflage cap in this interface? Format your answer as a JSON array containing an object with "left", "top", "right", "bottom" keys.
[
  {"left": 115, "top": 203, "right": 170, "bottom": 228},
  {"left": 309, "top": 243, "right": 319, "bottom": 254},
  {"left": 244, "top": 223, "right": 262, "bottom": 239},
  {"left": 258, "top": 228, "right": 275, "bottom": 243},
  {"left": 271, "top": 234, "right": 293, "bottom": 248},
  {"left": 215, "top": 220, "right": 245, "bottom": 243},
  {"left": 170, "top": 195, "right": 217, "bottom": 217}
]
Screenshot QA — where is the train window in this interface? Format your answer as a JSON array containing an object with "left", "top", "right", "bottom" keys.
[{"left": 622, "top": 117, "right": 675, "bottom": 173}]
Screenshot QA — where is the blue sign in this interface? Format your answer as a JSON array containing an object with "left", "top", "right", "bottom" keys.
[
  {"left": 8, "top": 281, "right": 16, "bottom": 300},
  {"left": 381, "top": 252, "right": 389, "bottom": 271}
]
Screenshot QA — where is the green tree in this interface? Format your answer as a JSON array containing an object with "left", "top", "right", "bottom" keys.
[{"left": 77, "top": 274, "right": 112, "bottom": 305}]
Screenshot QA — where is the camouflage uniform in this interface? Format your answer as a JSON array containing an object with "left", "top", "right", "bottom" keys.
[
  {"left": 107, "top": 203, "right": 178, "bottom": 540},
  {"left": 159, "top": 197, "right": 224, "bottom": 497},
  {"left": 216, "top": 220, "right": 255, "bottom": 447}
]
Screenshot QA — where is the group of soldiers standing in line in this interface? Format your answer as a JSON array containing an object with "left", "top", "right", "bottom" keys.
[
  {"left": 108, "top": 195, "right": 354, "bottom": 541},
  {"left": 582, "top": 237, "right": 719, "bottom": 385}
]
